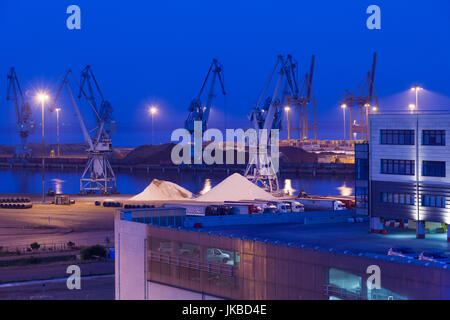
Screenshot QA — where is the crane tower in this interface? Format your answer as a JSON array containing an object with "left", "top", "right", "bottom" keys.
[
  {"left": 53, "top": 67, "right": 117, "bottom": 194},
  {"left": 245, "top": 55, "right": 300, "bottom": 193},
  {"left": 6, "top": 67, "right": 35, "bottom": 159}
]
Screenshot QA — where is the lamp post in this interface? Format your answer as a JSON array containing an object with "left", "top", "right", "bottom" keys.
[
  {"left": 55, "top": 108, "right": 61, "bottom": 157},
  {"left": 409, "top": 104, "right": 416, "bottom": 114},
  {"left": 284, "top": 106, "right": 291, "bottom": 141},
  {"left": 149, "top": 106, "right": 157, "bottom": 145},
  {"left": 37, "top": 92, "right": 49, "bottom": 203},
  {"left": 341, "top": 104, "right": 347, "bottom": 141},
  {"left": 411, "top": 85, "right": 423, "bottom": 114}
]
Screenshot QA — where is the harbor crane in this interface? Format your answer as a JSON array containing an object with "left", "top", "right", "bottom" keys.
[
  {"left": 339, "top": 52, "right": 378, "bottom": 141},
  {"left": 287, "top": 55, "right": 317, "bottom": 141},
  {"left": 52, "top": 67, "right": 117, "bottom": 194},
  {"left": 245, "top": 55, "right": 300, "bottom": 193},
  {"left": 6, "top": 67, "right": 35, "bottom": 158},
  {"left": 184, "top": 59, "right": 226, "bottom": 134}
]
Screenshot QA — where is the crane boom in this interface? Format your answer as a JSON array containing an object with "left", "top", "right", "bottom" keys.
[
  {"left": 185, "top": 59, "right": 226, "bottom": 134},
  {"left": 245, "top": 55, "right": 300, "bottom": 193},
  {"left": 6, "top": 67, "right": 35, "bottom": 158},
  {"left": 53, "top": 70, "right": 94, "bottom": 150},
  {"left": 52, "top": 68, "right": 116, "bottom": 194}
]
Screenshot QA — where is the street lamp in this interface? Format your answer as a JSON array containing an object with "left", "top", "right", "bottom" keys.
[
  {"left": 284, "top": 106, "right": 291, "bottom": 141},
  {"left": 411, "top": 85, "right": 423, "bottom": 113},
  {"left": 341, "top": 104, "right": 347, "bottom": 141},
  {"left": 55, "top": 108, "right": 61, "bottom": 157},
  {"left": 37, "top": 92, "right": 49, "bottom": 203},
  {"left": 149, "top": 106, "right": 157, "bottom": 145},
  {"left": 409, "top": 104, "right": 416, "bottom": 114}
]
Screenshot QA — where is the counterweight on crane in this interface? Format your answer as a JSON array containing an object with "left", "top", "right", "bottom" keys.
[
  {"left": 6, "top": 67, "right": 35, "bottom": 158},
  {"left": 185, "top": 59, "right": 226, "bottom": 134},
  {"left": 245, "top": 55, "right": 300, "bottom": 193},
  {"left": 52, "top": 67, "right": 117, "bottom": 194}
]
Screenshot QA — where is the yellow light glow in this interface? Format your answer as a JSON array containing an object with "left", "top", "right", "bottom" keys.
[
  {"left": 409, "top": 104, "right": 416, "bottom": 110},
  {"left": 284, "top": 106, "right": 291, "bottom": 112},
  {"left": 37, "top": 92, "right": 49, "bottom": 102},
  {"left": 149, "top": 106, "right": 157, "bottom": 115},
  {"left": 337, "top": 183, "right": 353, "bottom": 197},
  {"left": 283, "top": 179, "right": 295, "bottom": 196},
  {"left": 199, "top": 179, "right": 212, "bottom": 195},
  {"left": 341, "top": 104, "right": 347, "bottom": 109}
]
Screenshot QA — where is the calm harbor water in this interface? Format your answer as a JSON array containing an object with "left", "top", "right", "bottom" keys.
[{"left": 0, "top": 168, "right": 355, "bottom": 197}]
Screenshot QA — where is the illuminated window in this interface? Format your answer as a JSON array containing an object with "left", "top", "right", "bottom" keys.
[
  {"left": 422, "top": 195, "right": 446, "bottom": 208},
  {"left": 380, "top": 192, "right": 415, "bottom": 205}
]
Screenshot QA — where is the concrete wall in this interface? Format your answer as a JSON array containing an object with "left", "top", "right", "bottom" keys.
[{"left": 115, "top": 219, "right": 147, "bottom": 300}]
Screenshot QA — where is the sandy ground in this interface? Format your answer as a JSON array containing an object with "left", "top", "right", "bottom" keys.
[{"left": 0, "top": 195, "right": 128, "bottom": 249}]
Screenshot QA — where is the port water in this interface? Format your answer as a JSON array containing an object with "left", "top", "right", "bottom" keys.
[{"left": 0, "top": 168, "right": 354, "bottom": 196}]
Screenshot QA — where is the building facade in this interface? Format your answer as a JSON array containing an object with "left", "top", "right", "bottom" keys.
[
  {"left": 115, "top": 209, "right": 450, "bottom": 300},
  {"left": 361, "top": 113, "right": 450, "bottom": 239}
]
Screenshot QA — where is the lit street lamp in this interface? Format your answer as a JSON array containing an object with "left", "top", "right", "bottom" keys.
[
  {"left": 284, "top": 106, "right": 291, "bottom": 141},
  {"left": 411, "top": 85, "right": 423, "bottom": 113},
  {"left": 341, "top": 104, "right": 347, "bottom": 141},
  {"left": 55, "top": 108, "right": 61, "bottom": 157},
  {"left": 37, "top": 92, "right": 49, "bottom": 203},
  {"left": 149, "top": 106, "right": 157, "bottom": 145}
]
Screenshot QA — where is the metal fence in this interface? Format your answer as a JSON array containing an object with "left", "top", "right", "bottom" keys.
[
  {"left": 0, "top": 235, "right": 114, "bottom": 256},
  {"left": 120, "top": 207, "right": 185, "bottom": 227}
]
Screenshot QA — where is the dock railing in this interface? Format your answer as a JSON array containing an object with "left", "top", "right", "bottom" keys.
[{"left": 120, "top": 207, "right": 186, "bottom": 227}]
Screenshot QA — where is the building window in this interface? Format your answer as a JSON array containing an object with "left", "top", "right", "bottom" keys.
[
  {"left": 356, "top": 187, "right": 368, "bottom": 209},
  {"left": 422, "top": 195, "right": 446, "bottom": 208},
  {"left": 380, "top": 192, "right": 415, "bottom": 205},
  {"left": 422, "top": 161, "right": 446, "bottom": 177},
  {"left": 423, "top": 130, "right": 445, "bottom": 146},
  {"left": 356, "top": 159, "right": 369, "bottom": 180},
  {"left": 380, "top": 130, "right": 414, "bottom": 145},
  {"left": 380, "top": 159, "right": 415, "bottom": 175}
]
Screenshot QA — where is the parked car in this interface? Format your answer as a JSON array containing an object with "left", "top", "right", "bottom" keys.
[
  {"left": 206, "top": 248, "right": 231, "bottom": 263},
  {"left": 263, "top": 202, "right": 278, "bottom": 214},
  {"left": 278, "top": 202, "right": 292, "bottom": 213},
  {"left": 418, "top": 251, "right": 450, "bottom": 264},
  {"left": 387, "top": 246, "right": 418, "bottom": 259},
  {"left": 205, "top": 205, "right": 234, "bottom": 216},
  {"left": 289, "top": 201, "right": 305, "bottom": 213}
]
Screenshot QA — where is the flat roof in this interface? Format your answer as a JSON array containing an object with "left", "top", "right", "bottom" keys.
[{"left": 185, "top": 222, "right": 450, "bottom": 258}]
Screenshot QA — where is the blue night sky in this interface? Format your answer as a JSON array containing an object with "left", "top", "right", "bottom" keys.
[{"left": 0, "top": 0, "right": 449, "bottom": 146}]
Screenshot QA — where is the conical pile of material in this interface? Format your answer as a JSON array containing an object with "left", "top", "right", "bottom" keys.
[
  {"left": 131, "top": 179, "right": 193, "bottom": 201},
  {"left": 196, "top": 173, "right": 276, "bottom": 202}
]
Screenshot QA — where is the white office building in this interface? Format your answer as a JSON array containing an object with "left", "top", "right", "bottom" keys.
[{"left": 359, "top": 113, "right": 450, "bottom": 239}]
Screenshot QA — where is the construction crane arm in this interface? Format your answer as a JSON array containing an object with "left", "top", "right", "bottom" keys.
[
  {"left": 52, "top": 70, "right": 94, "bottom": 150},
  {"left": 6, "top": 68, "right": 25, "bottom": 124},
  {"left": 185, "top": 59, "right": 226, "bottom": 134}
]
